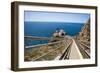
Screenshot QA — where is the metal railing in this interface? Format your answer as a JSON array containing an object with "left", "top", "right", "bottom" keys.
[
  {"left": 25, "top": 37, "right": 73, "bottom": 61},
  {"left": 75, "top": 40, "right": 90, "bottom": 58},
  {"left": 25, "top": 36, "right": 50, "bottom": 40},
  {"left": 59, "top": 41, "right": 72, "bottom": 60}
]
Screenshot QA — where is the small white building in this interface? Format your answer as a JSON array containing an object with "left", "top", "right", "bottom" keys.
[
  {"left": 59, "top": 29, "right": 66, "bottom": 37},
  {"left": 53, "top": 30, "right": 59, "bottom": 37},
  {"left": 53, "top": 29, "right": 66, "bottom": 37}
]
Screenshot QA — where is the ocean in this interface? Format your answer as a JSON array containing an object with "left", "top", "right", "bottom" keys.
[{"left": 24, "top": 22, "right": 84, "bottom": 46}]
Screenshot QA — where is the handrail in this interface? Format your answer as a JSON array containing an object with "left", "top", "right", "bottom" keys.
[
  {"left": 25, "top": 36, "right": 50, "bottom": 40},
  {"left": 80, "top": 42, "right": 90, "bottom": 49},
  {"left": 77, "top": 41, "right": 90, "bottom": 58},
  {"left": 80, "top": 40, "right": 90, "bottom": 44},
  {"left": 31, "top": 42, "right": 63, "bottom": 61},
  {"left": 59, "top": 40, "right": 72, "bottom": 60},
  {"left": 25, "top": 36, "right": 73, "bottom": 61},
  {"left": 25, "top": 41, "right": 62, "bottom": 49},
  {"left": 30, "top": 38, "right": 72, "bottom": 61},
  {"left": 79, "top": 43, "right": 90, "bottom": 56}
]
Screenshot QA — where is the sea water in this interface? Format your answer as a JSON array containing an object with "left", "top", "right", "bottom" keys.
[{"left": 24, "top": 22, "right": 84, "bottom": 46}]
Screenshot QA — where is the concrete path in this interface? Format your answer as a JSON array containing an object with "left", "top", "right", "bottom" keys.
[{"left": 69, "top": 39, "right": 83, "bottom": 59}]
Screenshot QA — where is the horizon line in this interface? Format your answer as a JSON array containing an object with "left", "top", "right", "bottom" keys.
[{"left": 24, "top": 21, "right": 86, "bottom": 24}]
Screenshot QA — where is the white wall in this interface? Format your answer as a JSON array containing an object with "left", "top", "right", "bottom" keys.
[{"left": 0, "top": 0, "right": 99, "bottom": 73}]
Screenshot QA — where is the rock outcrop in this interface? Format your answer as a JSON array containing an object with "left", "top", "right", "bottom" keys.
[{"left": 76, "top": 19, "right": 90, "bottom": 42}]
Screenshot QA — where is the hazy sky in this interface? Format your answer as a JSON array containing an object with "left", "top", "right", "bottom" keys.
[{"left": 24, "top": 11, "right": 90, "bottom": 23}]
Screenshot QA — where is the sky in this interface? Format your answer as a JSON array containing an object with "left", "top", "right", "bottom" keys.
[{"left": 24, "top": 11, "right": 90, "bottom": 23}]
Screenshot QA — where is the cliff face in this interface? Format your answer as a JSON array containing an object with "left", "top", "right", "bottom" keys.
[{"left": 76, "top": 19, "right": 90, "bottom": 42}]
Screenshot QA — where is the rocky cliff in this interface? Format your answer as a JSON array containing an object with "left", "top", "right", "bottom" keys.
[{"left": 76, "top": 19, "right": 90, "bottom": 42}]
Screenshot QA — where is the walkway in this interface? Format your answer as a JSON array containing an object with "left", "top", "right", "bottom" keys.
[{"left": 69, "top": 39, "right": 83, "bottom": 59}]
